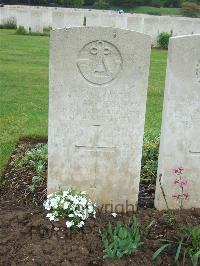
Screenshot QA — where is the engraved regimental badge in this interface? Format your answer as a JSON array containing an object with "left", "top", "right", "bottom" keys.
[{"left": 77, "top": 40, "right": 122, "bottom": 85}]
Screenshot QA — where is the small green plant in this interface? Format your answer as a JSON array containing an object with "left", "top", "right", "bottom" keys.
[
  {"left": 100, "top": 217, "right": 143, "bottom": 259},
  {"left": 141, "top": 135, "right": 159, "bottom": 184},
  {"left": 16, "top": 26, "right": 27, "bottom": 35},
  {"left": 28, "top": 31, "right": 50, "bottom": 37},
  {"left": 152, "top": 225, "right": 200, "bottom": 266},
  {"left": 163, "top": 211, "right": 176, "bottom": 226},
  {"left": 157, "top": 31, "right": 172, "bottom": 49},
  {"left": 43, "top": 26, "right": 52, "bottom": 33},
  {"left": 0, "top": 18, "right": 17, "bottom": 29},
  {"left": 158, "top": 173, "right": 176, "bottom": 225},
  {"left": 19, "top": 143, "right": 48, "bottom": 192},
  {"left": 16, "top": 26, "right": 50, "bottom": 37},
  {"left": 28, "top": 175, "right": 41, "bottom": 193},
  {"left": 44, "top": 188, "right": 96, "bottom": 228}
]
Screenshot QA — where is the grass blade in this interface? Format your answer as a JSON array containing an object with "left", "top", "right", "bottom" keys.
[
  {"left": 191, "top": 250, "right": 200, "bottom": 266},
  {"left": 152, "top": 243, "right": 171, "bottom": 261},
  {"left": 175, "top": 238, "right": 183, "bottom": 262}
]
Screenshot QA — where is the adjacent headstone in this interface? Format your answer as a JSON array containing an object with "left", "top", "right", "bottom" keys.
[
  {"left": 85, "top": 13, "right": 100, "bottom": 26},
  {"left": 173, "top": 18, "right": 195, "bottom": 37},
  {"left": 52, "top": 10, "right": 64, "bottom": 29},
  {"left": 158, "top": 16, "right": 173, "bottom": 35},
  {"left": 30, "top": 10, "right": 43, "bottom": 32},
  {"left": 192, "top": 20, "right": 200, "bottom": 35},
  {"left": 127, "top": 16, "right": 143, "bottom": 33},
  {"left": 43, "top": 8, "right": 52, "bottom": 28},
  {"left": 64, "top": 11, "right": 84, "bottom": 27},
  {"left": 48, "top": 27, "right": 151, "bottom": 211},
  {"left": 155, "top": 35, "right": 200, "bottom": 210},
  {"left": 115, "top": 14, "right": 127, "bottom": 29},
  {"left": 0, "top": 7, "right": 7, "bottom": 24},
  {"left": 143, "top": 16, "right": 160, "bottom": 45},
  {"left": 86, "top": 13, "right": 116, "bottom": 27},
  {"left": 17, "top": 9, "right": 31, "bottom": 30},
  {"left": 100, "top": 14, "right": 116, "bottom": 27}
]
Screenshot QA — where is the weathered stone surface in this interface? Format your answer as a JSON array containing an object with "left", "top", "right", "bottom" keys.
[
  {"left": 48, "top": 27, "right": 151, "bottom": 210},
  {"left": 173, "top": 17, "right": 196, "bottom": 37},
  {"left": 155, "top": 35, "right": 200, "bottom": 210},
  {"left": 30, "top": 10, "right": 43, "bottom": 32},
  {"left": 143, "top": 16, "right": 159, "bottom": 44},
  {"left": 52, "top": 11, "right": 65, "bottom": 29},
  {"left": 64, "top": 11, "right": 84, "bottom": 27},
  {"left": 86, "top": 13, "right": 116, "bottom": 27},
  {"left": 127, "top": 16, "right": 143, "bottom": 32},
  {"left": 17, "top": 9, "right": 31, "bottom": 30},
  {"left": 115, "top": 14, "right": 127, "bottom": 29}
]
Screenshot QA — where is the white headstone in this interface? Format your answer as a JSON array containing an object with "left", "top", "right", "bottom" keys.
[
  {"left": 143, "top": 16, "right": 159, "bottom": 45},
  {"left": 127, "top": 16, "right": 143, "bottom": 32},
  {"left": 85, "top": 13, "right": 101, "bottom": 26},
  {"left": 115, "top": 14, "right": 127, "bottom": 29},
  {"left": 64, "top": 11, "right": 84, "bottom": 27},
  {"left": 155, "top": 35, "right": 200, "bottom": 210},
  {"left": 173, "top": 18, "right": 195, "bottom": 37},
  {"left": 0, "top": 7, "right": 7, "bottom": 24},
  {"left": 17, "top": 9, "right": 31, "bottom": 30},
  {"left": 30, "top": 10, "right": 43, "bottom": 32},
  {"left": 86, "top": 13, "right": 116, "bottom": 27},
  {"left": 48, "top": 27, "right": 151, "bottom": 211},
  {"left": 158, "top": 16, "right": 173, "bottom": 35},
  {"left": 192, "top": 20, "right": 200, "bottom": 35},
  {"left": 43, "top": 8, "right": 52, "bottom": 28},
  {"left": 52, "top": 10, "right": 64, "bottom": 29}
]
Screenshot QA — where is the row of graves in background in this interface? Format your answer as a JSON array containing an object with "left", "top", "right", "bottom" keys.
[
  {"left": 48, "top": 26, "right": 200, "bottom": 212},
  {"left": 0, "top": 5, "right": 200, "bottom": 44}
]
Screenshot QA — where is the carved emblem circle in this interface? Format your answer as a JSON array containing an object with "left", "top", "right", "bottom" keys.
[{"left": 77, "top": 40, "right": 122, "bottom": 85}]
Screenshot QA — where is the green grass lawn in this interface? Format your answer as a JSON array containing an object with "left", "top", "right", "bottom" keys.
[
  {"left": 86, "top": 5, "right": 182, "bottom": 16},
  {"left": 128, "top": 6, "right": 181, "bottom": 16},
  {"left": 0, "top": 29, "right": 167, "bottom": 175},
  {"left": 0, "top": 29, "right": 49, "bottom": 174}
]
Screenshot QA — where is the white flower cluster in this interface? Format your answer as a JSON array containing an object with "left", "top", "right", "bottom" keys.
[{"left": 44, "top": 188, "right": 96, "bottom": 229}]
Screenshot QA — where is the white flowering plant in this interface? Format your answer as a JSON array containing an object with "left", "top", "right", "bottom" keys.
[{"left": 44, "top": 188, "right": 96, "bottom": 229}]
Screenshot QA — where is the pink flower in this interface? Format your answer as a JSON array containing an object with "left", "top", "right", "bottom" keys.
[
  {"left": 179, "top": 179, "right": 188, "bottom": 187},
  {"left": 172, "top": 167, "right": 185, "bottom": 175},
  {"left": 182, "top": 192, "right": 189, "bottom": 199}
]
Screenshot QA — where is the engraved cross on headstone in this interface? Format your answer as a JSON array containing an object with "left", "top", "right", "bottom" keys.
[
  {"left": 75, "top": 125, "right": 116, "bottom": 188},
  {"left": 189, "top": 150, "right": 200, "bottom": 156}
]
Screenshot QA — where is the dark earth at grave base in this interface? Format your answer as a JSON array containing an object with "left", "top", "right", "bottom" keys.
[{"left": 0, "top": 139, "right": 199, "bottom": 266}]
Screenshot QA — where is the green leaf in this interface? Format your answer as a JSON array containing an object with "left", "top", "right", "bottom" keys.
[
  {"left": 152, "top": 243, "right": 171, "bottom": 261},
  {"left": 145, "top": 219, "right": 156, "bottom": 231},
  {"left": 28, "top": 184, "right": 35, "bottom": 193},
  {"left": 32, "top": 175, "right": 41, "bottom": 183},
  {"left": 118, "top": 228, "right": 127, "bottom": 239},
  {"left": 175, "top": 238, "right": 183, "bottom": 262},
  {"left": 190, "top": 250, "right": 200, "bottom": 266}
]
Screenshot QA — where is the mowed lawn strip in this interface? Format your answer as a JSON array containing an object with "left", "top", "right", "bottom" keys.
[
  {"left": 0, "top": 29, "right": 167, "bottom": 174},
  {"left": 0, "top": 29, "right": 49, "bottom": 174}
]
